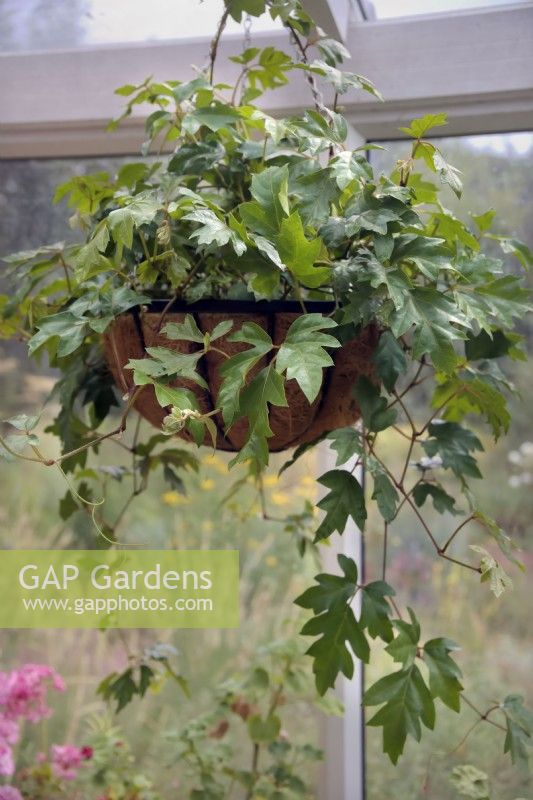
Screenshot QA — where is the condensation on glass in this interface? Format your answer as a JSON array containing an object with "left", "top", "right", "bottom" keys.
[{"left": 0, "top": 0, "right": 281, "bottom": 53}]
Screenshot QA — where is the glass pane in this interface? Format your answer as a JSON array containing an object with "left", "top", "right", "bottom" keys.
[
  {"left": 366, "top": 132, "right": 533, "bottom": 799},
  {"left": 0, "top": 0, "right": 281, "bottom": 53},
  {"left": 361, "top": 0, "right": 530, "bottom": 19},
  {"left": 0, "top": 156, "right": 321, "bottom": 796},
  {"left": 0, "top": 157, "right": 132, "bottom": 407}
]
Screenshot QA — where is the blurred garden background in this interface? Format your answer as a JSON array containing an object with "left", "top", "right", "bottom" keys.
[{"left": 0, "top": 131, "right": 532, "bottom": 797}]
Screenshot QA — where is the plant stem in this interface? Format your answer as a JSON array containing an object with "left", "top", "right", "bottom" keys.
[
  {"left": 58, "top": 252, "right": 73, "bottom": 294},
  {"left": 441, "top": 514, "right": 474, "bottom": 553},
  {"left": 138, "top": 230, "right": 154, "bottom": 268},
  {"left": 285, "top": 21, "right": 329, "bottom": 119},
  {"left": 0, "top": 434, "right": 44, "bottom": 462},
  {"left": 447, "top": 717, "right": 482, "bottom": 756},
  {"left": 209, "top": 8, "right": 230, "bottom": 83},
  {"left": 462, "top": 696, "right": 506, "bottom": 731},
  {"left": 367, "top": 440, "right": 481, "bottom": 573},
  {"left": 245, "top": 743, "right": 261, "bottom": 800},
  {"left": 417, "top": 391, "right": 460, "bottom": 437},
  {"left": 382, "top": 521, "right": 388, "bottom": 580}
]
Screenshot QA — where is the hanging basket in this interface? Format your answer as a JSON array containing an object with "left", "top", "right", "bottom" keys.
[{"left": 103, "top": 300, "right": 378, "bottom": 452}]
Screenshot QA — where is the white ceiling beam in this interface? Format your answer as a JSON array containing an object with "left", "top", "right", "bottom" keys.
[
  {"left": 343, "top": 3, "right": 533, "bottom": 138},
  {"left": 1, "top": 4, "right": 532, "bottom": 158},
  {"left": 0, "top": 31, "right": 305, "bottom": 159},
  {"left": 305, "top": 0, "right": 353, "bottom": 41}
]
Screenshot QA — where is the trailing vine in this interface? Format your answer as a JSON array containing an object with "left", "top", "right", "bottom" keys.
[{"left": 1, "top": 0, "right": 532, "bottom": 781}]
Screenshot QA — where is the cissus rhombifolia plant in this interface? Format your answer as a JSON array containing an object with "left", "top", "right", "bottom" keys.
[{"left": 1, "top": 0, "right": 533, "bottom": 771}]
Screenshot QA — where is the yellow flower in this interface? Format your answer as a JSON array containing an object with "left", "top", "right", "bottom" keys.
[
  {"left": 202, "top": 454, "right": 228, "bottom": 474},
  {"left": 200, "top": 478, "right": 215, "bottom": 491},
  {"left": 262, "top": 474, "right": 278, "bottom": 488},
  {"left": 296, "top": 485, "right": 315, "bottom": 499},
  {"left": 161, "top": 491, "right": 190, "bottom": 507},
  {"left": 265, "top": 555, "right": 278, "bottom": 567},
  {"left": 270, "top": 491, "right": 290, "bottom": 507}
]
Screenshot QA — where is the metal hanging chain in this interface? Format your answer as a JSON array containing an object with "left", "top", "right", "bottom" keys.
[
  {"left": 243, "top": 13, "right": 252, "bottom": 52},
  {"left": 288, "top": 27, "right": 332, "bottom": 121}
]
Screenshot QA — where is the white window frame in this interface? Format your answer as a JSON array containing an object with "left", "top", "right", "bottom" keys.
[{"left": 1, "top": 4, "right": 532, "bottom": 157}]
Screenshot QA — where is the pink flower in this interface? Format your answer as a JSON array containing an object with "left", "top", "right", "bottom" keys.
[
  {"left": 0, "top": 787, "right": 23, "bottom": 800},
  {"left": 0, "top": 742, "right": 15, "bottom": 777},
  {"left": 0, "top": 664, "right": 65, "bottom": 723},
  {"left": 0, "top": 718, "right": 19, "bottom": 747},
  {"left": 50, "top": 743, "right": 92, "bottom": 781},
  {"left": 0, "top": 715, "right": 19, "bottom": 778}
]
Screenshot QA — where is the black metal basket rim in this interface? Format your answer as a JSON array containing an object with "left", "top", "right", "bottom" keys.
[{"left": 140, "top": 298, "right": 336, "bottom": 314}]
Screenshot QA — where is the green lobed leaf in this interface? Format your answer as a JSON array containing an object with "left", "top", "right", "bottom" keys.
[
  {"left": 183, "top": 208, "right": 247, "bottom": 255},
  {"left": 247, "top": 713, "right": 282, "bottom": 743},
  {"left": 327, "top": 427, "right": 363, "bottom": 466},
  {"left": 303, "top": 59, "right": 382, "bottom": 99},
  {"left": 372, "top": 331, "right": 408, "bottom": 393},
  {"left": 296, "top": 555, "right": 369, "bottom": 694},
  {"left": 399, "top": 113, "right": 448, "bottom": 138},
  {"left": 294, "top": 168, "right": 340, "bottom": 228},
  {"left": 385, "top": 609, "right": 420, "bottom": 668},
  {"left": 433, "top": 150, "right": 463, "bottom": 198},
  {"left": 250, "top": 164, "right": 290, "bottom": 230},
  {"left": 371, "top": 471, "right": 399, "bottom": 522},
  {"left": 353, "top": 377, "right": 397, "bottom": 433},
  {"left": 363, "top": 258, "right": 411, "bottom": 311},
  {"left": 392, "top": 234, "right": 453, "bottom": 280},
  {"left": 239, "top": 200, "right": 279, "bottom": 239},
  {"left": 162, "top": 315, "right": 204, "bottom": 342},
  {"left": 295, "top": 555, "right": 358, "bottom": 614},
  {"left": 153, "top": 384, "right": 199, "bottom": 410},
  {"left": 423, "top": 638, "right": 463, "bottom": 712},
  {"left": 329, "top": 150, "right": 372, "bottom": 190},
  {"left": 276, "top": 314, "right": 340, "bottom": 403},
  {"left": 473, "top": 510, "right": 523, "bottom": 569},
  {"left": 422, "top": 421, "right": 483, "bottom": 479},
  {"left": 304, "top": 608, "right": 369, "bottom": 694},
  {"left": 470, "top": 545, "right": 513, "bottom": 598},
  {"left": 5, "top": 413, "right": 40, "bottom": 432},
  {"left": 360, "top": 581, "right": 395, "bottom": 642},
  {"left": 314, "top": 469, "right": 367, "bottom": 541},
  {"left": 433, "top": 375, "right": 511, "bottom": 439},
  {"left": 29, "top": 312, "right": 90, "bottom": 358},
  {"left": 217, "top": 322, "right": 273, "bottom": 428},
  {"left": 364, "top": 662, "right": 435, "bottom": 765},
  {"left": 488, "top": 234, "right": 533, "bottom": 269},
  {"left": 275, "top": 212, "right": 330, "bottom": 288},
  {"left": 501, "top": 694, "right": 533, "bottom": 767},
  {"left": 390, "top": 288, "right": 468, "bottom": 373},
  {"left": 107, "top": 207, "right": 135, "bottom": 248},
  {"left": 413, "top": 482, "right": 460, "bottom": 515},
  {"left": 126, "top": 347, "right": 207, "bottom": 388},
  {"left": 235, "top": 363, "right": 288, "bottom": 440},
  {"left": 465, "top": 329, "right": 514, "bottom": 361},
  {"left": 182, "top": 102, "right": 242, "bottom": 133},
  {"left": 0, "top": 433, "right": 40, "bottom": 461}
]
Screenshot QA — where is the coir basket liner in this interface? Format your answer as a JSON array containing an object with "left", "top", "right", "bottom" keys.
[{"left": 103, "top": 300, "right": 378, "bottom": 452}]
